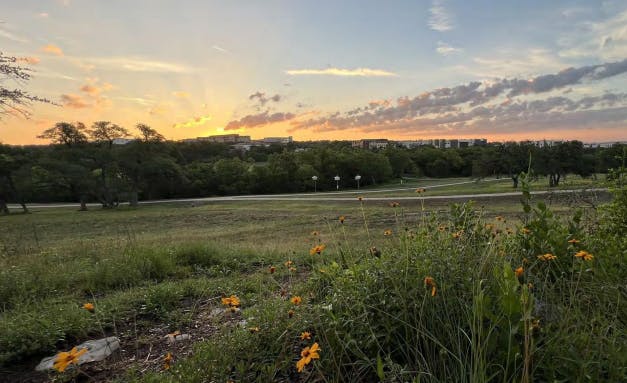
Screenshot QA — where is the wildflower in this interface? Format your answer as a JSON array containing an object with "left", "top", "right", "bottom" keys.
[
  {"left": 339, "top": 215, "right": 345, "bottom": 223},
  {"left": 167, "top": 330, "right": 181, "bottom": 337},
  {"left": 309, "top": 244, "right": 326, "bottom": 255},
  {"left": 288, "top": 309, "right": 295, "bottom": 318},
  {"left": 452, "top": 231, "right": 462, "bottom": 239},
  {"left": 568, "top": 238, "right": 581, "bottom": 244},
  {"left": 357, "top": 196, "right": 363, "bottom": 201},
  {"left": 506, "top": 227, "right": 513, "bottom": 235},
  {"left": 311, "top": 230, "right": 319, "bottom": 236},
  {"left": 537, "top": 253, "right": 557, "bottom": 261},
  {"left": 521, "top": 227, "right": 531, "bottom": 234},
  {"left": 527, "top": 282, "right": 533, "bottom": 290},
  {"left": 280, "top": 289, "right": 288, "bottom": 297},
  {"left": 369, "top": 246, "right": 381, "bottom": 257},
  {"left": 574, "top": 250, "right": 594, "bottom": 261},
  {"left": 415, "top": 188, "right": 425, "bottom": 193},
  {"left": 424, "top": 276, "right": 437, "bottom": 297},
  {"left": 522, "top": 257, "right": 529, "bottom": 264},
  {"left": 289, "top": 266, "right": 297, "bottom": 272},
  {"left": 269, "top": 266, "right": 276, "bottom": 274},
  {"left": 53, "top": 347, "right": 87, "bottom": 372},
  {"left": 300, "top": 331, "right": 312, "bottom": 340},
  {"left": 296, "top": 343, "right": 321, "bottom": 373},
  {"left": 285, "top": 260, "right": 294, "bottom": 267},
  {"left": 163, "top": 352, "right": 173, "bottom": 370},
  {"left": 384, "top": 229, "right": 392, "bottom": 236},
  {"left": 438, "top": 225, "right": 447, "bottom": 232},
  {"left": 496, "top": 216, "right": 504, "bottom": 221},
  {"left": 515, "top": 266, "right": 524, "bottom": 278},
  {"left": 82, "top": 303, "right": 95, "bottom": 313},
  {"left": 485, "top": 223, "right": 494, "bottom": 230},
  {"left": 389, "top": 202, "right": 400, "bottom": 208},
  {"left": 249, "top": 327, "right": 260, "bottom": 333},
  {"left": 290, "top": 296, "right": 303, "bottom": 305},
  {"left": 221, "top": 295, "right": 240, "bottom": 307}
]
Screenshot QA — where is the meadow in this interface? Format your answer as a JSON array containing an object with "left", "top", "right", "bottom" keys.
[{"left": 0, "top": 175, "right": 624, "bottom": 382}]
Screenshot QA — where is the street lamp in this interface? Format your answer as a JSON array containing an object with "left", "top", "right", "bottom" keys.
[
  {"left": 312, "top": 175, "right": 318, "bottom": 192},
  {"left": 334, "top": 175, "right": 340, "bottom": 190},
  {"left": 355, "top": 174, "right": 361, "bottom": 189}
]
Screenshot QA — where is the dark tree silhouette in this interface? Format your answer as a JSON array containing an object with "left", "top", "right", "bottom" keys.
[{"left": 0, "top": 52, "right": 52, "bottom": 119}]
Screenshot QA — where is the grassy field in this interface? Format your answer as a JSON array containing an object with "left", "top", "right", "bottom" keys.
[{"left": 0, "top": 178, "right": 624, "bottom": 382}]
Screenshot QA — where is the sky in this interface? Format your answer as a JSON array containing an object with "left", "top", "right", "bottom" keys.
[{"left": 1, "top": 0, "right": 626, "bottom": 144}]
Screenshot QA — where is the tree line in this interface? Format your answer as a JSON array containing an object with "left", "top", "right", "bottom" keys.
[{"left": 0, "top": 121, "right": 624, "bottom": 213}]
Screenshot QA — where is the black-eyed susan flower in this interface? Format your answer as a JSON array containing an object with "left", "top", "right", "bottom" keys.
[
  {"left": 424, "top": 276, "right": 437, "bottom": 297},
  {"left": 568, "top": 238, "right": 581, "bottom": 244},
  {"left": 248, "top": 327, "right": 260, "bottom": 333},
  {"left": 415, "top": 188, "right": 425, "bottom": 193},
  {"left": 290, "top": 296, "right": 303, "bottom": 305},
  {"left": 311, "top": 230, "right": 319, "bottom": 236},
  {"left": 300, "top": 331, "right": 311, "bottom": 340},
  {"left": 288, "top": 309, "right": 295, "bottom": 318},
  {"left": 384, "top": 229, "right": 392, "bottom": 236},
  {"left": 53, "top": 347, "right": 87, "bottom": 372},
  {"left": 285, "top": 260, "right": 294, "bottom": 267},
  {"left": 574, "top": 250, "right": 594, "bottom": 261},
  {"left": 221, "top": 295, "right": 240, "bottom": 307},
  {"left": 163, "top": 352, "right": 173, "bottom": 370},
  {"left": 515, "top": 266, "right": 524, "bottom": 278},
  {"left": 296, "top": 343, "right": 321, "bottom": 373},
  {"left": 537, "top": 253, "right": 557, "bottom": 261},
  {"left": 269, "top": 266, "right": 276, "bottom": 274},
  {"left": 521, "top": 227, "right": 531, "bottom": 234},
  {"left": 309, "top": 244, "right": 326, "bottom": 255},
  {"left": 389, "top": 202, "right": 400, "bottom": 207},
  {"left": 339, "top": 215, "right": 345, "bottom": 223}
]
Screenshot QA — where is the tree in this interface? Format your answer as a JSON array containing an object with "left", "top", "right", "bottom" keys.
[
  {"left": 136, "top": 123, "right": 165, "bottom": 142},
  {"left": 37, "top": 122, "right": 88, "bottom": 147},
  {"left": 88, "top": 121, "right": 130, "bottom": 147},
  {"left": 1, "top": 52, "right": 52, "bottom": 119}
]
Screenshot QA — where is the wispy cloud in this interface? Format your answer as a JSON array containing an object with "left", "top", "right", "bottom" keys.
[
  {"left": 60, "top": 94, "right": 90, "bottom": 109},
  {"left": 436, "top": 41, "right": 462, "bottom": 55},
  {"left": 0, "top": 27, "right": 29, "bottom": 43},
  {"left": 429, "top": 0, "right": 454, "bottom": 32},
  {"left": 173, "top": 115, "right": 212, "bottom": 128},
  {"left": 212, "top": 45, "right": 229, "bottom": 53},
  {"left": 172, "top": 91, "right": 190, "bottom": 99},
  {"left": 41, "top": 44, "right": 64, "bottom": 56},
  {"left": 36, "top": 12, "right": 50, "bottom": 18},
  {"left": 225, "top": 111, "right": 296, "bottom": 130},
  {"left": 286, "top": 67, "right": 397, "bottom": 77},
  {"left": 16, "top": 56, "right": 41, "bottom": 65}
]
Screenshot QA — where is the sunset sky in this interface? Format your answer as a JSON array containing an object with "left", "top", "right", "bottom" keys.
[{"left": 1, "top": 0, "right": 627, "bottom": 145}]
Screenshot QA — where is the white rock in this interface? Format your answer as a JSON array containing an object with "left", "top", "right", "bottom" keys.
[
  {"left": 165, "top": 334, "right": 191, "bottom": 343},
  {"left": 36, "top": 337, "right": 120, "bottom": 371}
]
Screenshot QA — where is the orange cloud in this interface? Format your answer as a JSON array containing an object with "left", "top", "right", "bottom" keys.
[
  {"left": 173, "top": 115, "right": 212, "bottom": 128},
  {"left": 172, "top": 91, "right": 190, "bottom": 99},
  {"left": 61, "top": 94, "right": 89, "bottom": 109},
  {"left": 16, "top": 56, "right": 41, "bottom": 65},
  {"left": 149, "top": 104, "right": 169, "bottom": 116},
  {"left": 80, "top": 81, "right": 113, "bottom": 95},
  {"left": 41, "top": 44, "right": 63, "bottom": 56}
]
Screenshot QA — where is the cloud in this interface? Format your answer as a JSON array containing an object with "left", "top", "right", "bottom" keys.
[
  {"left": 173, "top": 115, "right": 212, "bottom": 128},
  {"left": 429, "top": 0, "right": 454, "bottom": 32},
  {"left": 172, "top": 91, "right": 190, "bottom": 99},
  {"left": 436, "top": 41, "right": 462, "bottom": 55},
  {"left": 285, "top": 60, "right": 627, "bottom": 137},
  {"left": 286, "top": 67, "right": 397, "bottom": 77},
  {"left": 16, "top": 56, "right": 41, "bottom": 65},
  {"left": 212, "top": 45, "right": 229, "bottom": 53},
  {"left": 558, "top": 8, "right": 627, "bottom": 60},
  {"left": 249, "top": 91, "right": 282, "bottom": 107},
  {"left": 225, "top": 111, "right": 296, "bottom": 130},
  {"left": 41, "top": 44, "right": 63, "bottom": 56},
  {"left": 60, "top": 94, "right": 90, "bottom": 109},
  {"left": 74, "top": 56, "right": 192, "bottom": 73},
  {"left": 149, "top": 104, "right": 169, "bottom": 116},
  {"left": 37, "top": 12, "right": 49, "bottom": 18},
  {"left": 0, "top": 27, "right": 29, "bottom": 43}
]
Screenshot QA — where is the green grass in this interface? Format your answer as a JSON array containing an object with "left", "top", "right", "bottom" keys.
[{"left": 0, "top": 180, "right": 624, "bottom": 382}]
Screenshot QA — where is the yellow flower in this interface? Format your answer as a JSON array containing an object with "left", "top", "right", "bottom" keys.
[
  {"left": 269, "top": 266, "right": 276, "bottom": 274},
  {"left": 221, "top": 295, "right": 240, "bottom": 307},
  {"left": 537, "top": 253, "right": 557, "bottom": 261},
  {"left": 291, "top": 296, "right": 303, "bottom": 305},
  {"left": 521, "top": 227, "right": 531, "bottom": 234},
  {"left": 389, "top": 202, "right": 400, "bottom": 207},
  {"left": 82, "top": 303, "right": 95, "bottom": 313},
  {"left": 438, "top": 225, "right": 447, "bottom": 232},
  {"left": 495, "top": 216, "right": 504, "bottom": 221},
  {"left": 424, "top": 276, "right": 437, "bottom": 296},
  {"left": 300, "top": 331, "right": 312, "bottom": 340},
  {"left": 288, "top": 309, "right": 295, "bottom": 318},
  {"left": 415, "top": 188, "right": 425, "bottom": 193},
  {"left": 515, "top": 266, "right": 524, "bottom": 278},
  {"left": 163, "top": 352, "right": 173, "bottom": 370},
  {"left": 289, "top": 266, "right": 297, "bottom": 272},
  {"left": 452, "top": 231, "right": 462, "bottom": 239},
  {"left": 309, "top": 244, "right": 326, "bottom": 255},
  {"left": 296, "top": 343, "right": 321, "bottom": 373},
  {"left": 574, "top": 250, "right": 594, "bottom": 261},
  {"left": 311, "top": 230, "right": 319, "bottom": 236},
  {"left": 53, "top": 347, "right": 87, "bottom": 372},
  {"left": 384, "top": 229, "right": 392, "bottom": 236},
  {"left": 339, "top": 215, "right": 345, "bottom": 223},
  {"left": 249, "top": 327, "right": 260, "bottom": 333},
  {"left": 485, "top": 223, "right": 494, "bottom": 230},
  {"left": 285, "top": 260, "right": 294, "bottom": 267},
  {"left": 568, "top": 238, "right": 581, "bottom": 244}
]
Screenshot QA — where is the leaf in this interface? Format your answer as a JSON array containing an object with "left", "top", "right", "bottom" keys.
[{"left": 376, "top": 353, "right": 385, "bottom": 381}]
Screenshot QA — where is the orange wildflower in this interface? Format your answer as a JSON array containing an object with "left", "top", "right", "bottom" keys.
[
  {"left": 415, "top": 188, "right": 425, "bottom": 193},
  {"left": 300, "top": 331, "right": 312, "bottom": 340},
  {"left": 424, "top": 276, "right": 437, "bottom": 296},
  {"left": 285, "top": 260, "right": 294, "bottom": 267},
  {"left": 515, "top": 266, "right": 524, "bottom": 278},
  {"left": 53, "top": 347, "right": 87, "bottom": 372},
  {"left": 311, "top": 230, "right": 319, "bottom": 236},
  {"left": 288, "top": 309, "right": 295, "bottom": 318},
  {"left": 384, "top": 229, "right": 392, "bottom": 236},
  {"left": 339, "top": 215, "right": 345, "bottom": 223},
  {"left": 269, "top": 266, "right": 276, "bottom": 274},
  {"left": 568, "top": 238, "right": 581, "bottom": 244},
  {"left": 163, "top": 352, "right": 173, "bottom": 370},
  {"left": 389, "top": 202, "right": 400, "bottom": 207},
  {"left": 221, "top": 295, "right": 240, "bottom": 307},
  {"left": 82, "top": 303, "right": 95, "bottom": 313},
  {"left": 290, "top": 296, "right": 303, "bottom": 305},
  {"left": 249, "top": 327, "right": 260, "bottom": 333},
  {"left": 521, "top": 227, "right": 531, "bottom": 234},
  {"left": 574, "top": 250, "right": 594, "bottom": 261},
  {"left": 309, "top": 244, "right": 326, "bottom": 255},
  {"left": 296, "top": 343, "right": 321, "bottom": 373},
  {"left": 537, "top": 253, "right": 557, "bottom": 261}
]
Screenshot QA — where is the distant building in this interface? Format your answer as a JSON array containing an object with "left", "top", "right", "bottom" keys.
[
  {"left": 112, "top": 138, "right": 135, "bottom": 145},
  {"left": 352, "top": 139, "right": 389, "bottom": 149},
  {"left": 204, "top": 134, "right": 251, "bottom": 144},
  {"left": 261, "top": 136, "right": 293, "bottom": 144},
  {"left": 396, "top": 138, "right": 487, "bottom": 148}
]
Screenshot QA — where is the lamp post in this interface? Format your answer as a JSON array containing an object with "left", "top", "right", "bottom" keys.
[
  {"left": 334, "top": 175, "right": 340, "bottom": 190},
  {"left": 312, "top": 175, "right": 318, "bottom": 192},
  {"left": 355, "top": 174, "right": 361, "bottom": 190}
]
